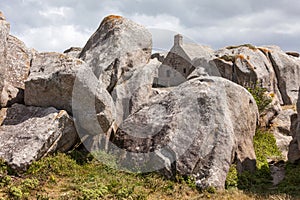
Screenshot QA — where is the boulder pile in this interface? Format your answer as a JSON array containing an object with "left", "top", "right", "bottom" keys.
[{"left": 0, "top": 11, "right": 300, "bottom": 189}]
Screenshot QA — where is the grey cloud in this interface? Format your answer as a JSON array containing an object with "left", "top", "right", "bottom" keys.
[{"left": 0, "top": 0, "right": 299, "bottom": 52}]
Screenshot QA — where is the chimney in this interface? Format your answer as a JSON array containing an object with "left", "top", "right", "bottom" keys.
[{"left": 174, "top": 34, "right": 183, "bottom": 46}]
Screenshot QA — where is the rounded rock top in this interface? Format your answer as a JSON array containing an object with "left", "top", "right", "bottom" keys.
[{"left": 101, "top": 15, "right": 123, "bottom": 25}]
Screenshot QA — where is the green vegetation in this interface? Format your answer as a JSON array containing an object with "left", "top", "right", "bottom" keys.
[
  {"left": 278, "top": 163, "right": 300, "bottom": 196},
  {"left": 225, "top": 84, "right": 285, "bottom": 195},
  {"left": 0, "top": 146, "right": 298, "bottom": 199},
  {"left": 225, "top": 129, "right": 282, "bottom": 192},
  {"left": 225, "top": 84, "right": 300, "bottom": 198},
  {"left": 0, "top": 152, "right": 206, "bottom": 199},
  {"left": 247, "top": 84, "right": 272, "bottom": 113},
  {"left": 254, "top": 130, "right": 283, "bottom": 169}
]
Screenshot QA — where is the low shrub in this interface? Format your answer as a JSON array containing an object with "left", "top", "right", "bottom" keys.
[{"left": 247, "top": 85, "right": 272, "bottom": 113}]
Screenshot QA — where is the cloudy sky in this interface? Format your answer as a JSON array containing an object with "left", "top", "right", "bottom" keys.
[{"left": 1, "top": 0, "right": 300, "bottom": 53}]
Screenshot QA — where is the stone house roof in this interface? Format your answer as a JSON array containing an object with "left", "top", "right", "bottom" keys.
[{"left": 169, "top": 34, "right": 214, "bottom": 62}]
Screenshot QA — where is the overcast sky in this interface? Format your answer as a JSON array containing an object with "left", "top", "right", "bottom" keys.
[{"left": 1, "top": 0, "right": 300, "bottom": 53}]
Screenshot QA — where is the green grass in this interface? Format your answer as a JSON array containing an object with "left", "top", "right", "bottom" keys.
[
  {"left": 0, "top": 152, "right": 205, "bottom": 199},
  {"left": 0, "top": 148, "right": 298, "bottom": 199}
]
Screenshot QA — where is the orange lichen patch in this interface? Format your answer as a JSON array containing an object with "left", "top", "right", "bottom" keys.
[
  {"left": 104, "top": 15, "right": 123, "bottom": 21},
  {"left": 269, "top": 92, "right": 275, "bottom": 98},
  {"left": 100, "top": 15, "right": 124, "bottom": 28},
  {"left": 235, "top": 54, "right": 245, "bottom": 60},
  {"left": 0, "top": 11, "right": 5, "bottom": 20},
  {"left": 235, "top": 54, "right": 256, "bottom": 70},
  {"left": 102, "top": 15, "right": 123, "bottom": 24},
  {"left": 258, "top": 47, "right": 271, "bottom": 54}
]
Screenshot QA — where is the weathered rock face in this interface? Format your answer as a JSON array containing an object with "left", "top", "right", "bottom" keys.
[
  {"left": 111, "top": 76, "right": 258, "bottom": 189},
  {"left": 24, "top": 52, "right": 83, "bottom": 113},
  {"left": 267, "top": 46, "right": 300, "bottom": 105},
  {"left": 288, "top": 88, "right": 300, "bottom": 163},
  {"left": 63, "top": 47, "right": 82, "bottom": 58},
  {"left": 214, "top": 45, "right": 300, "bottom": 106},
  {"left": 0, "top": 14, "right": 34, "bottom": 107},
  {"left": 0, "top": 12, "right": 9, "bottom": 61},
  {"left": 0, "top": 104, "right": 78, "bottom": 172},
  {"left": 0, "top": 83, "right": 24, "bottom": 107},
  {"left": 111, "top": 58, "right": 161, "bottom": 125},
  {"left": 72, "top": 65, "right": 116, "bottom": 137},
  {"left": 6, "top": 35, "right": 34, "bottom": 89},
  {"left": 270, "top": 108, "right": 295, "bottom": 160},
  {"left": 25, "top": 53, "right": 116, "bottom": 137},
  {"left": 0, "top": 13, "right": 10, "bottom": 107},
  {"left": 79, "top": 15, "right": 152, "bottom": 91},
  {"left": 214, "top": 45, "right": 282, "bottom": 103}
]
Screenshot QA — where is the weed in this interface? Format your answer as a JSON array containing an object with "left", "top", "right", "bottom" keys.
[
  {"left": 21, "top": 178, "right": 39, "bottom": 193},
  {"left": 0, "top": 175, "right": 11, "bottom": 187},
  {"left": 254, "top": 130, "right": 282, "bottom": 168},
  {"left": 278, "top": 163, "right": 300, "bottom": 197},
  {"left": 225, "top": 129, "right": 282, "bottom": 193},
  {"left": 8, "top": 186, "right": 23, "bottom": 199},
  {"left": 247, "top": 84, "right": 272, "bottom": 113},
  {"left": 225, "top": 164, "right": 238, "bottom": 189},
  {"left": 78, "top": 185, "right": 108, "bottom": 200}
]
